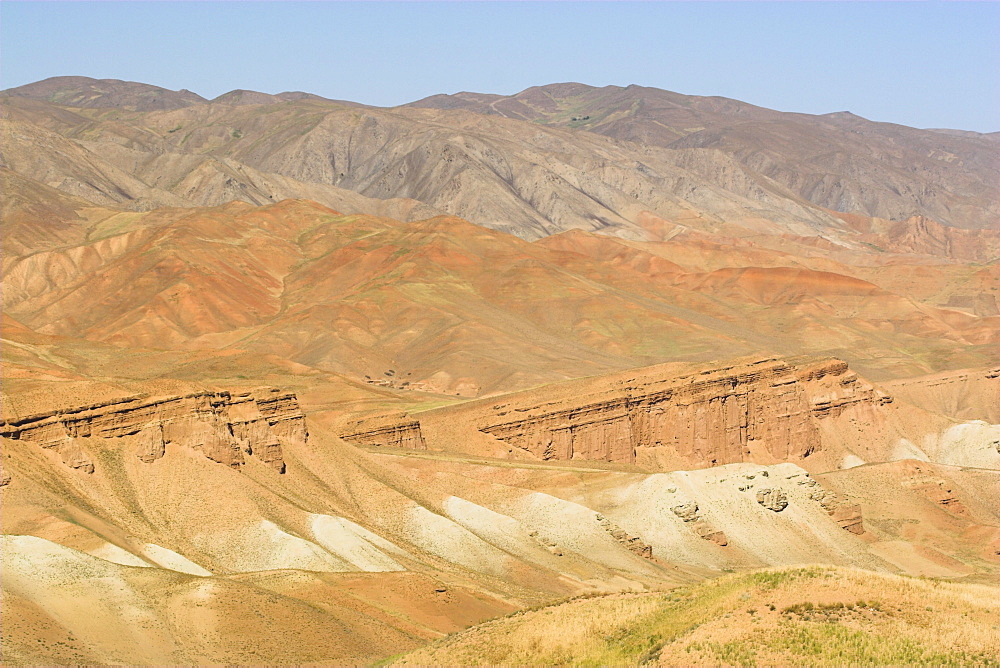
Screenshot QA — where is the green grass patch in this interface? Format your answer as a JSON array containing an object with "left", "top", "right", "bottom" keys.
[{"left": 395, "top": 566, "right": 1000, "bottom": 666}]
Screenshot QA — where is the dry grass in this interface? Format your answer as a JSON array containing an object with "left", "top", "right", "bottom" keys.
[{"left": 394, "top": 566, "right": 1000, "bottom": 666}]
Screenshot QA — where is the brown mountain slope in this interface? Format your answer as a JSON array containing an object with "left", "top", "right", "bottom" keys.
[
  {"left": 832, "top": 211, "right": 1000, "bottom": 263},
  {"left": 0, "top": 169, "right": 122, "bottom": 257},
  {"left": 1, "top": 92, "right": 850, "bottom": 241},
  {"left": 0, "top": 76, "right": 348, "bottom": 112},
  {"left": 408, "top": 83, "right": 1000, "bottom": 231},
  {"left": 4, "top": 196, "right": 998, "bottom": 397},
  {"left": 10, "top": 77, "right": 992, "bottom": 243},
  {"left": 0, "top": 76, "right": 207, "bottom": 111}
]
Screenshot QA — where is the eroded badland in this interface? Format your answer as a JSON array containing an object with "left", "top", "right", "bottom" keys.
[{"left": 1, "top": 78, "right": 999, "bottom": 665}]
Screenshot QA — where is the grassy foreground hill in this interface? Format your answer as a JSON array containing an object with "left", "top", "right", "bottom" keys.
[{"left": 393, "top": 566, "right": 1000, "bottom": 666}]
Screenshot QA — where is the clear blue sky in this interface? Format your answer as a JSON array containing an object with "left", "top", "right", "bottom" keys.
[{"left": 2, "top": 1, "right": 997, "bottom": 131}]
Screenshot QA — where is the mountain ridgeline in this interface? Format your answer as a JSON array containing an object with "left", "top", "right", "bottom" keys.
[{"left": 2, "top": 76, "right": 997, "bottom": 242}]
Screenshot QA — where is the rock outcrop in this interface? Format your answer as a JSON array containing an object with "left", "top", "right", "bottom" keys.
[
  {"left": 826, "top": 502, "right": 865, "bottom": 535},
  {"left": 480, "top": 358, "right": 890, "bottom": 467},
  {"left": 670, "top": 502, "right": 728, "bottom": 546},
  {"left": 756, "top": 488, "right": 789, "bottom": 512},
  {"left": 901, "top": 464, "right": 971, "bottom": 517},
  {"left": 796, "top": 476, "right": 866, "bottom": 535},
  {"left": 528, "top": 530, "right": 564, "bottom": 557},
  {"left": 339, "top": 414, "right": 427, "bottom": 450},
  {"left": 135, "top": 423, "right": 166, "bottom": 463},
  {"left": 596, "top": 514, "right": 654, "bottom": 558},
  {"left": 52, "top": 436, "right": 96, "bottom": 474},
  {"left": 671, "top": 502, "right": 700, "bottom": 523},
  {"left": 0, "top": 388, "right": 306, "bottom": 473}
]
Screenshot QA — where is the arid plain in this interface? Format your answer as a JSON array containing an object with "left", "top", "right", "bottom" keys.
[{"left": 1, "top": 77, "right": 999, "bottom": 665}]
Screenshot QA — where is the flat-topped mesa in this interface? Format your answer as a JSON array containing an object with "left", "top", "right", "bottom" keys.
[
  {"left": 480, "top": 358, "right": 890, "bottom": 468},
  {"left": 0, "top": 388, "right": 307, "bottom": 473},
  {"left": 339, "top": 413, "right": 427, "bottom": 450}
]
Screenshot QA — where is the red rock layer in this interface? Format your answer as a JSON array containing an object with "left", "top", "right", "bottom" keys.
[
  {"left": 339, "top": 414, "right": 427, "bottom": 450},
  {"left": 0, "top": 388, "right": 306, "bottom": 473},
  {"left": 481, "top": 359, "right": 890, "bottom": 467}
]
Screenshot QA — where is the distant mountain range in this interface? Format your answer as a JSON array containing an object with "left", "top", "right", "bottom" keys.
[
  {"left": 1, "top": 76, "right": 346, "bottom": 110},
  {"left": 2, "top": 76, "right": 997, "bottom": 241}
]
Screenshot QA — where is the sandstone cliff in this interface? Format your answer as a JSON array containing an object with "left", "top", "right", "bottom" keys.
[
  {"left": 339, "top": 413, "right": 427, "bottom": 450},
  {"left": 476, "top": 358, "right": 890, "bottom": 468},
  {"left": 0, "top": 388, "right": 306, "bottom": 473}
]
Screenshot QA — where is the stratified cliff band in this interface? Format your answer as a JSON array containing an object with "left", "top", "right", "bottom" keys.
[
  {"left": 0, "top": 388, "right": 306, "bottom": 473},
  {"left": 476, "top": 358, "right": 891, "bottom": 467}
]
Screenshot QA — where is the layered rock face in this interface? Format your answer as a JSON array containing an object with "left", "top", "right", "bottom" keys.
[
  {"left": 339, "top": 414, "right": 427, "bottom": 450},
  {"left": 0, "top": 389, "right": 306, "bottom": 473},
  {"left": 480, "top": 358, "right": 890, "bottom": 467}
]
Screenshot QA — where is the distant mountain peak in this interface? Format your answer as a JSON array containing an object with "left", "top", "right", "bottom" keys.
[
  {"left": 1, "top": 75, "right": 207, "bottom": 111},
  {"left": 823, "top": 111, "right": 862, "bottom": 119},
  {"left": 211, "top": 89, "right": 282, "bottom": 105}
]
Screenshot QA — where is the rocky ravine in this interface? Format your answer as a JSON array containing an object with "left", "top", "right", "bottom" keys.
[{"left": 0, "top": 388, "right": 306, "bottom": 474}]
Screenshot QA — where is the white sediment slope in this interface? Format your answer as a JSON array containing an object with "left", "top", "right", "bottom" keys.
[
  {"left": 893, "top": 421, "right": 1000, "bottom": 469},
  {"left": 2, "top": 535, "right": 181, "bottom": 663},
  {"left": 308, "top": 513, "right": 406, "bottom": 572},
  {"left": 507, "top": 492, "right": 654, "bottom": 572},
  {"left": 88, "top": 541, "right": 155, "bottom": 568},
  {"left": 550, "top": 462, "right": 887, "bottom": 571},
  {"left": 927, "top": 421, "right": 1000, "bottom": 469},
  {"left": 192, "top": 519, "right": 355, "bottom": 573},
  {"left": 142, "top": 543, "right": 213, "bottom": 576},
  {"left": 404, "top": 504, "right": 512, "bottom": 576}
]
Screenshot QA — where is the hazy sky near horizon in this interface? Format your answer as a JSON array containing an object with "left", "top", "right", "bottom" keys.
[{"left": 2, "top": 2, "right": 997, "bottom": 131}]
